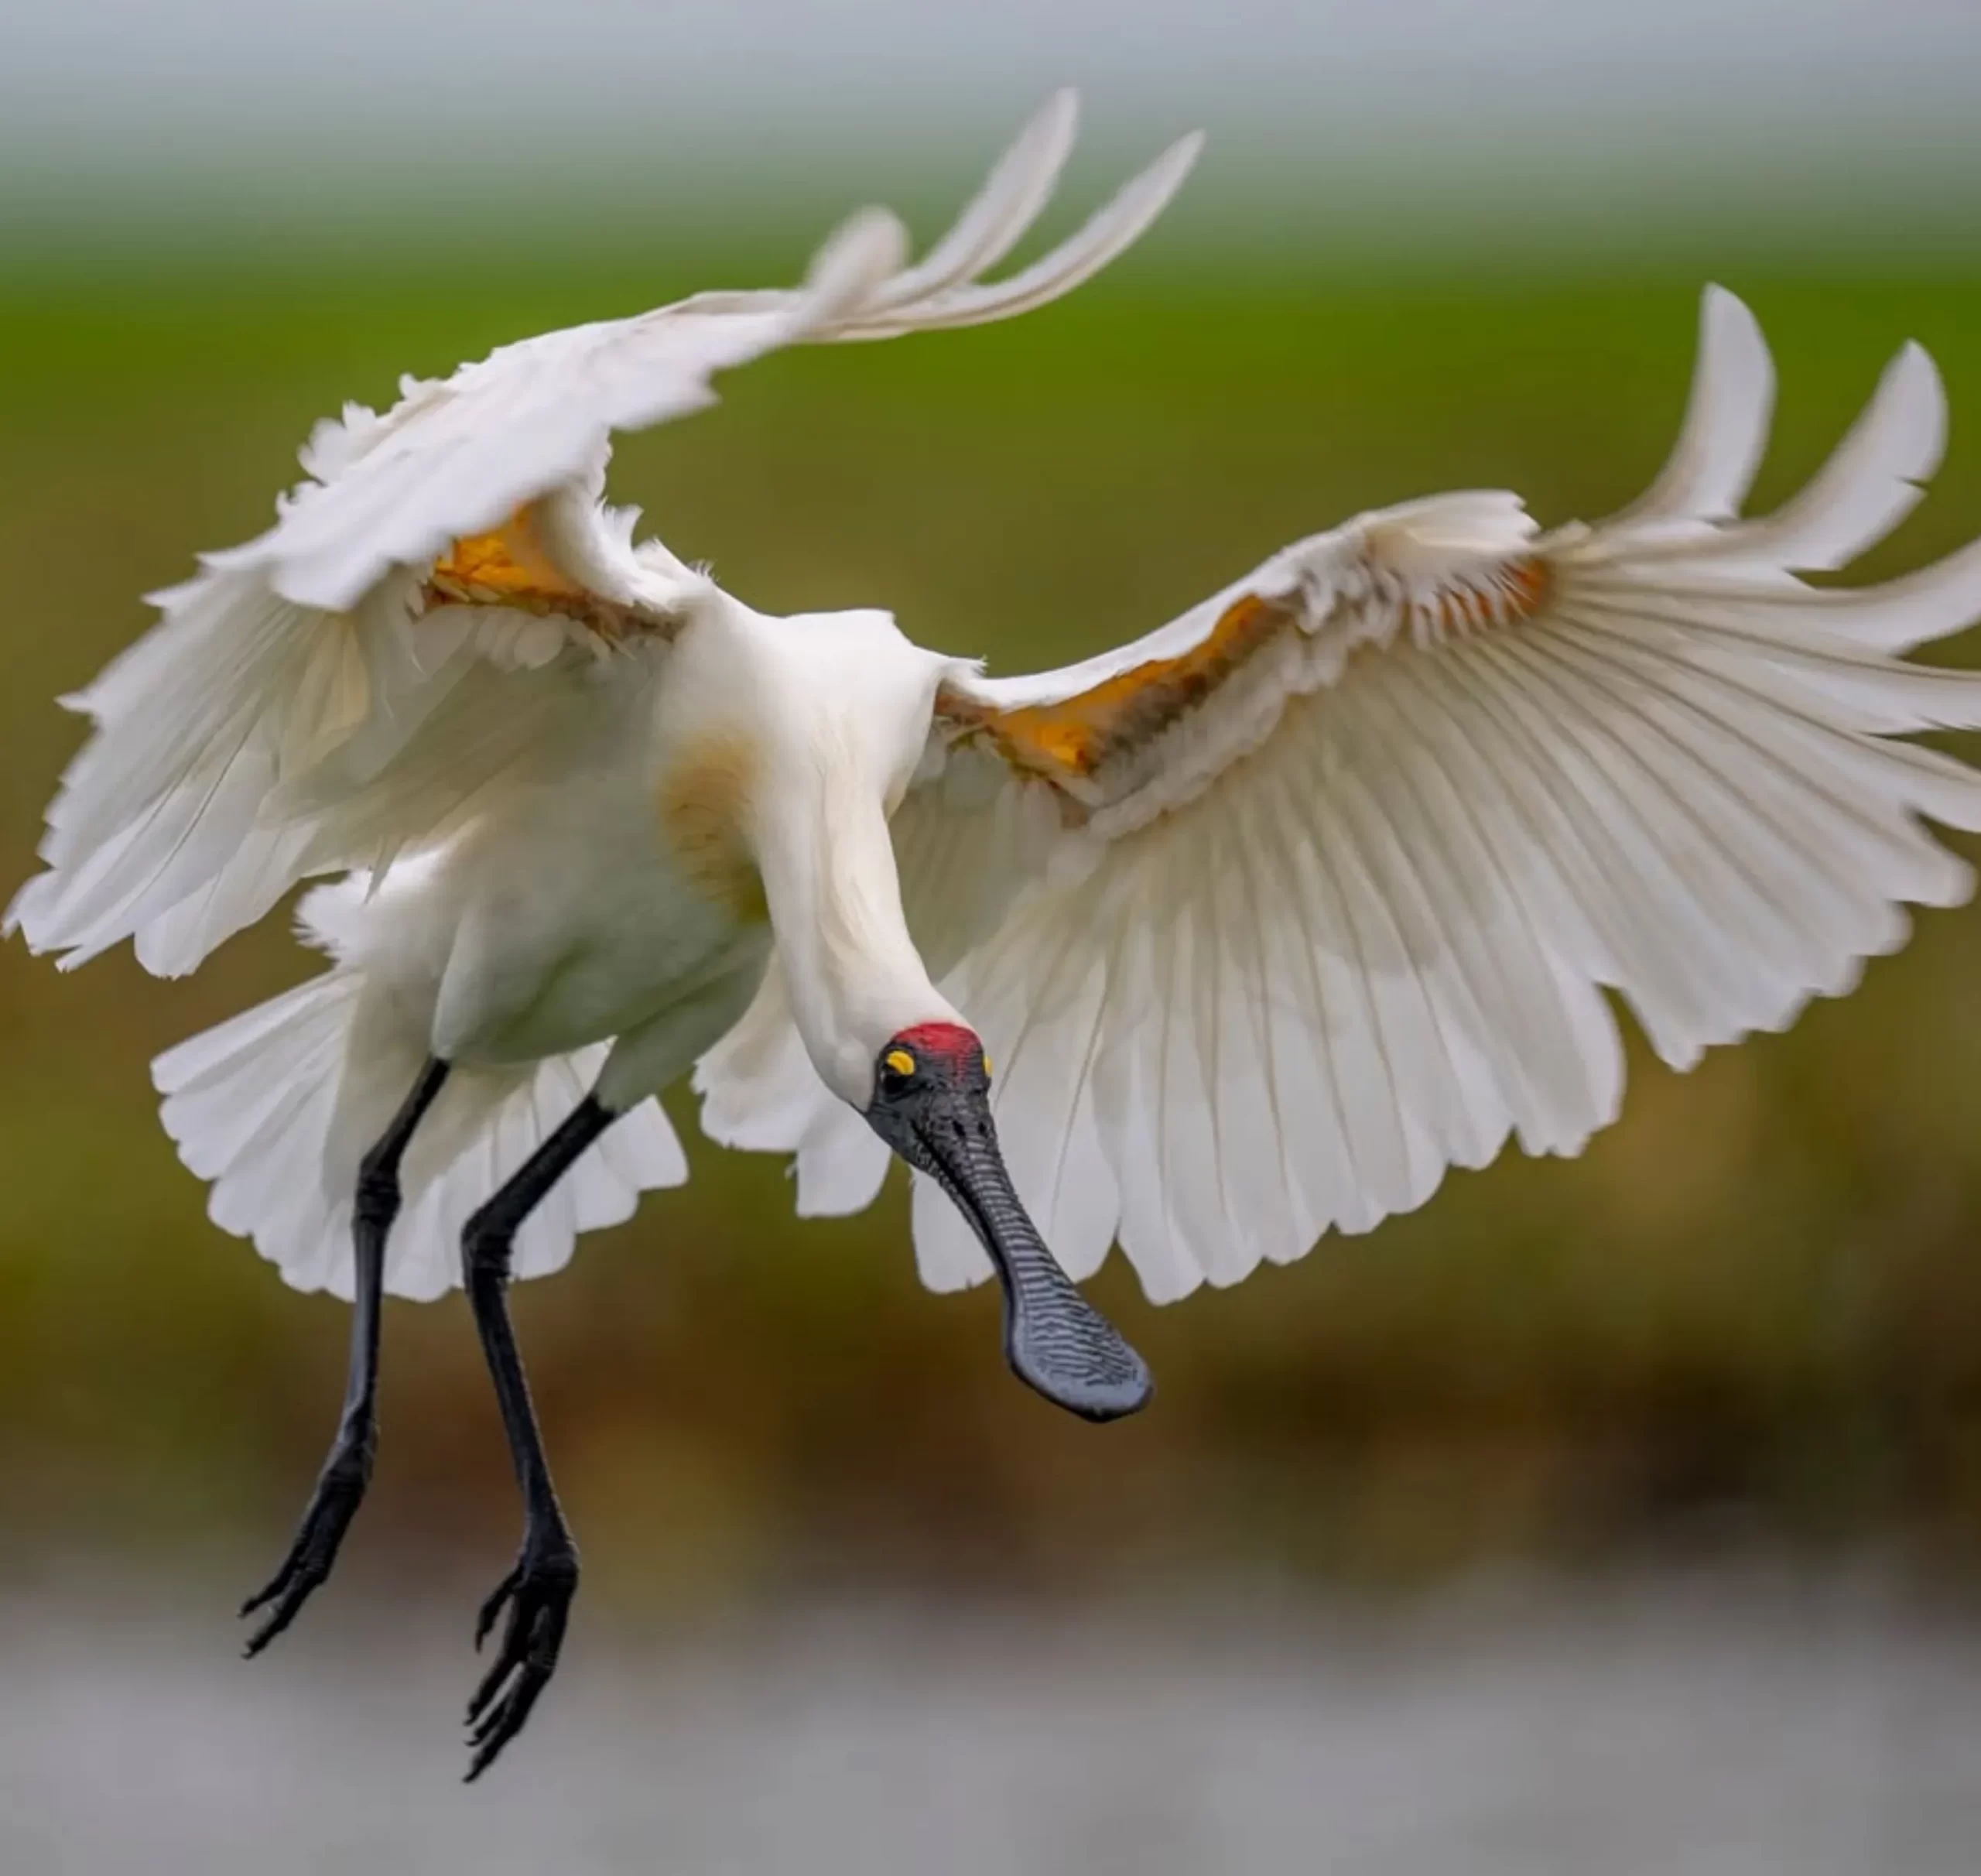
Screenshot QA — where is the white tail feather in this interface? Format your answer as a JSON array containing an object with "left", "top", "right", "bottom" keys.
[{"left": 155, "top": 905, "right": 686, "bottom": 1302}]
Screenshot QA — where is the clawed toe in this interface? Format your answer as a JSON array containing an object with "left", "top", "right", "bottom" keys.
[
  {"left": 238, "top": 1453, "right": 371, "bottom": 1655},
  {"left": 240, "top": 1556, "right": 332, "bottom": 1656},
  {"left": 463, "top": 1540, "right": 579, "bottom": 1782}
]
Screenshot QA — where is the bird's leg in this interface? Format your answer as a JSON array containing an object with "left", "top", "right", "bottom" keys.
[
  {"left": 241, "top": 1056, "right": 452, "bottom": 1654},
  {"left": 458, "top": 1091, "right": 620, "bottom": 1782}
]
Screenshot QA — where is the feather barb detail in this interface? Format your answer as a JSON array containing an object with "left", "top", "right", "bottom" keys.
[{"left": 1402, "top": 554, "right": 1552, "bottom": 646}]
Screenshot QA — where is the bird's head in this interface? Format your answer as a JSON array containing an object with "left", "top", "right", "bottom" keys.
[
  {"left": 860, "top": 1021, "right": 995, "bottom": 1172},
  {"left": 858, "top": 1020, "right": 1153, "bottom": 1423}
]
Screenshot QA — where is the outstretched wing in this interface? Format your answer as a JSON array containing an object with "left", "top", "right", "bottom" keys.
[
  {"left": 12, "top": 92, "right": 1203, "bottom": 975},
  {"left": 703, "top": 287, "right": 1981, "bottom": 1299},
  {"left": 228, "top": 91, "right": 1200, "bottom": 621}
]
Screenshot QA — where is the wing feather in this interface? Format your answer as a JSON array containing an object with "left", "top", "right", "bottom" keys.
[
  {"left": 14, "top": 94, "right": 1196, "bottom": 976},
  {"left": 828, "top": 131, "right": 1204, "bottom": 341},
  {"left": 860, "top": 90, "right": 1081, "bottom": 313},
  {"left": 1692, "top": 341, "right": 1945, "bottom": 573},
  {"left": 701, "top": 286, "right": 1981, "bottom": 1301},
  {"left": 1610, "top": 283, "right": 1774, "bottom": 525}
]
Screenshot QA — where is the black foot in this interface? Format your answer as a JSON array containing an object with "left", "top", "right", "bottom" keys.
[
  {"left": 239, "top": 1438, "right": 371, "bottom": 1655},
  {"left": 464, "top": 1535, "right": 580, "bottom": 1781},
  {"left": 1008, "top": 1281, "right": 1154, "bottom": 1422}
]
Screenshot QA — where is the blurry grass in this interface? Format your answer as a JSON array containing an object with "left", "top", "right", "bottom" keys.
[{"left": 3, "top": 251, "right": 1981, "bottom": 1598}]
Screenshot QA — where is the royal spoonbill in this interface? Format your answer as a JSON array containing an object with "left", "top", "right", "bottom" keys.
[{"left": 15, "top": 89, "right": 1981, "bottom": 1776}]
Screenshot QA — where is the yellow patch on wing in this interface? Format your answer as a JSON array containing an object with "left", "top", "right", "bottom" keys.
[
  {"left": 428, "top": 508, "right": 580, "bottom": 605},
  {"left": 657, "top": 731, "right": 768, "bottom": 923},
  {"left": 422, "top": 504, "right": 656, "bottom": 645},
  {"left": 941, "top": 557, "right": 1554, "bottom": 792},
  {"left": 951, "top": 591, "right": 1297, "bottom": 785}
]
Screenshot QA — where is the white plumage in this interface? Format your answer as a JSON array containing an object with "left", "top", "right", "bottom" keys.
[
  {"left": 12, "top": 94, "right": 1981, "bottom": 1316},
  {"left": 152, "top": 865, "right": 690, "bottom": 1303},
  {"left": 711, "top": 295, "right": 1981, "bottom": 1301},
  {"left": 18, "top": 87, "right": 1981, "bottom": 1774}
]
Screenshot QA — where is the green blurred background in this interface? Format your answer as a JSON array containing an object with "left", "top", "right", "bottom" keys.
[
  {"left": 3, "top": 4, "right": 1981, "bottom": 1864},
  {"left": 8, "top": 262, "right": 1981, "bottom": 1602}
]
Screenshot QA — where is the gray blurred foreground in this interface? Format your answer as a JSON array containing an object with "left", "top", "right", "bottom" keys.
[{"left": 2, "top": 1564, "right": 1976, "bottom": 1874}]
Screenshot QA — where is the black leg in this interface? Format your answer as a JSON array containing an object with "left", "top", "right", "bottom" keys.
[
  {"left": 241, "top": 1057, "right": 452, "bottom": 1655},
  {"left": 459, "top": 1092, "right": 619, "bottom": 1782}
]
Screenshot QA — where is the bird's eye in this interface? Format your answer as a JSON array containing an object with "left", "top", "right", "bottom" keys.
[{"left": 883, "top": 1048, "right": 917, "bottom": 1081}]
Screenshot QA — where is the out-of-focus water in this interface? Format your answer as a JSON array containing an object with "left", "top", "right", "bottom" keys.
[{"left": 1, "top": 1563, "right": 1975, "bottom": 1874}]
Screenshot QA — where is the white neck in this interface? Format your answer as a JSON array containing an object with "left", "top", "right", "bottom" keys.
[
  {"left": 665, "top": 599, "right": 968, "bottom": 1107},
  {"left": 753, "top": 765, "right": 959, "bottom": 1107}
]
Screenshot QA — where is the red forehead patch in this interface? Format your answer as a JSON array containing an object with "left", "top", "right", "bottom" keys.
[{"left": 894, "top": 1022, "right": 983, "bottom": 1066}]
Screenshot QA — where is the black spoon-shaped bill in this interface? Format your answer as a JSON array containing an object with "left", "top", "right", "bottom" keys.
[{"left": 862, "top": 1024, "right": 1152, "bottom": 1421}]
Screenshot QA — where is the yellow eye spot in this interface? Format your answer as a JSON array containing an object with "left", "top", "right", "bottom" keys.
[
  {"left": 981, "top": 1053, "right": 993, "bottom": 1077},
  {"left": 884, "top": 1049, "right": 916, "bottom": 1077}
]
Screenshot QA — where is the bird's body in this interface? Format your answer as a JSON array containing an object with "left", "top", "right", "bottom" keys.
[
  {"left": 344, "top": 597, "right": 949, "bottom": 1084},
  {"left": 151, "top": 595, "right": 963, "bottom": 1303},
  {"left": 17, "top": 91, "right": 1981, "bottom": 1775},
  {"left": 361, "top": 721, "right": 759, "bottom": 1079}
]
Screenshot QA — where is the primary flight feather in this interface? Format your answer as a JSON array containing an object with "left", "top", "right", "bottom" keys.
[{"left": 13, "top": 90, "right": 1981, "bottom": 1777}]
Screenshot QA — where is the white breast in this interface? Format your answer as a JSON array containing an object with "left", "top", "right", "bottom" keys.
[{"left": 345, "top": 602, "right": 956, "bottom": 1073}]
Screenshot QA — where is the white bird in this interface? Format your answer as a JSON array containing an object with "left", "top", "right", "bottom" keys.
[{"left": 15, "top": 90, "right": 1981, "bottom": 1775}]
